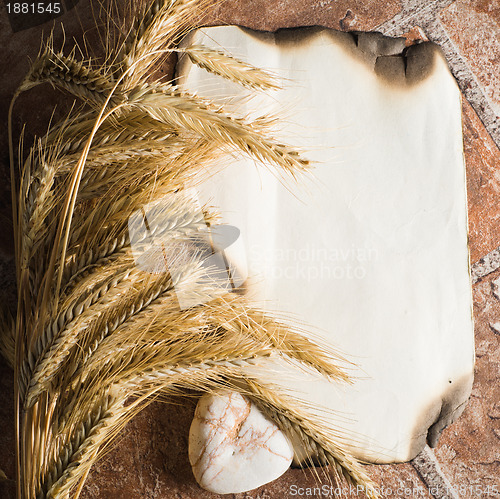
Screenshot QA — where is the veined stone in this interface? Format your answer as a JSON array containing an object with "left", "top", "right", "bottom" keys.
[
  {"left": 178, "top": 27, "right": 474, "bottom": 464},
  {"left": 189, "top": 391, "right": 294, "bottom": 494}
]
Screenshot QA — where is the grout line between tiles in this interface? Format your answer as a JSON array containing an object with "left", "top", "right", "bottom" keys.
[
  {"left": 375, "top": 0, "right": 455, "bottom": 37},
  {"left": 375, "top": 0, "right": 500, "bottom": 149},
  {"left": 411, "top": 446, "right": 460, "bottom": 499},
  {"left": 419, "top": 18, "right": 500, "bottom": 147}
]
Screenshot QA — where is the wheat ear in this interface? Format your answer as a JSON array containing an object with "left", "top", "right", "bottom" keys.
[
  {"left": 22, "top": 44, "right": 113, "bottom": 106},
  {"left": 181, "top": 44, "right": 281, "bottom": 90},
  {"left": 117, "top": 0, "right": 215, "bottom": 88},
  {"left": 245, "top": 378, "right": 379, "bottom": 499},
  {"left": 127, "top": 83, "right": 309, "bottom": 177},
  {"left": 201, "top": 294, "right": 351, "bottom": 382}
]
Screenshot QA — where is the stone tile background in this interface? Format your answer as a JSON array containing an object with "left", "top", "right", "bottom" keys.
[{"left": 0, "top": 0, "right": 498, "bottom": 498}]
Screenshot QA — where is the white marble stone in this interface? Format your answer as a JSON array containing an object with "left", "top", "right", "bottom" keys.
[
  {"left": 189, "top": 391, "right": 294, "bottom": 494},
  {"left": 178, "top": 27, "right": 474, "bottom": 464}
]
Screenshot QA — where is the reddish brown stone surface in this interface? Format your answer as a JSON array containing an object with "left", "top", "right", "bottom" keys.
[
  {"left": 0, "top": 1, "right": 499, "bottom": 498},
  {"left": 365, "top": 463, "right": 433, "bottom": 498},
  {"left": 434, "top": 269, "right": 500, "bottom": 497},
  {"left": 402, "top": 26, "right": 428, "bottom": 47},
  {"left": 210, "top": 0, "right": 402, "bottom": 32},
  {"left": 439, "top": 0, "right": 500, "bottom": 116},
  {"left": 463, "top": 99, "right": 500, "bottom": 263}
]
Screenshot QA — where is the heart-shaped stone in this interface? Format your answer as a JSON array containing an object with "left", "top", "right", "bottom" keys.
[{"left": 189, "top": 391, "right": 294, "bottom": 494}]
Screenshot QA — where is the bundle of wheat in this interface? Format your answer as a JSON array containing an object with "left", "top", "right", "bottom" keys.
[{"left": 2, "top": 1, "right": 378, "bottom": 497}]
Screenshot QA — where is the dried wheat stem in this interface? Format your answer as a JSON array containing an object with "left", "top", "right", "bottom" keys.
[
  {"left": 69, "top": 193, "right": 177, "bottom": 256},
  {"left": 45, "top": 105, "right": 129, "bottom": 317},
  {"left": 40, "top": 392, "right": 126, "bottom": 499}
]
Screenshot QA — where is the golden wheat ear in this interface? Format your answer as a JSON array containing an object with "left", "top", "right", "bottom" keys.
[
  {"left": 180, "top": 44, "right": 281, "bottom": 90},
  {"left": 0, "top": 300, "right": 15, "bottom": 367},
  {"left": 22, "top": 44, "right": 113, "bottom": 106},
  {"left": 115, "top": 0, "right": 218, "bottom": 88},
  {"left": 243, "top": 378, "right": 379, "bottom": 499}
]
